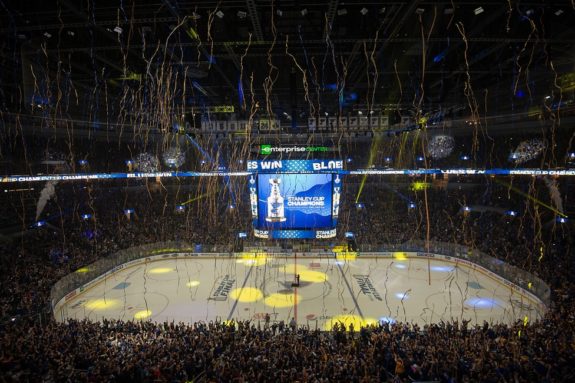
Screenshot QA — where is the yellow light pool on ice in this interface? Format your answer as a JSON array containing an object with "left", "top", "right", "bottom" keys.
[
  {"left": 298, "top": 270, "right": 329, "bottom": 283},
  {"left": 229, "top": 287, "right": 263, "bottom": 302},
  {"left": 393, "top": 252, "right": 408, "bottom": 261},
  {"left": 134, "top": 310, "right": 152, "bottom": 319},
  {"left": 148, "top": 267, "right": 174, "bottom": 274},
  {"left": 281, "top": 263, "right": 308, "bottom": 274},
  {"left": 324, "top": 315, "right": 378, "bottom": 331},
  {"left": 75, "top": 267, "right": 90, "bottom": 273},
  {"left": 85, "top": 299, "right": 119, "bottom": 310},
  {"left": 264, "top": 293, "right": 301, "bottom": 308},
  {"left": 186, "top": 280, "right": 200, "bottom": 287}
]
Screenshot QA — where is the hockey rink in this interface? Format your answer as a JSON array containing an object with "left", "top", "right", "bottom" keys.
[{"left": 54, "top": 253, "right": 545, "bottom": 329}]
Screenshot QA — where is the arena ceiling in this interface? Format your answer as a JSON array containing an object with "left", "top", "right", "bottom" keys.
[{"left": 1, "top": 1, "right": 575, "bottom": 136}]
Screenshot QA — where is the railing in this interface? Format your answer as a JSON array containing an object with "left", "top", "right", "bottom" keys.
[{"left": 50, "top": 240, "right": 551, "bottom": 315}]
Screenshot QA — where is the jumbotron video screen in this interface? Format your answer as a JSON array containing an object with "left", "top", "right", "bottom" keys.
[{"left": 248, "top": 160, "right": 342, "bottom": 239}]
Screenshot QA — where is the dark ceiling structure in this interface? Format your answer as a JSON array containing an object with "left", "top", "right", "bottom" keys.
[{"left": 2, "top": 1, "right": 574, "bottom": 128}]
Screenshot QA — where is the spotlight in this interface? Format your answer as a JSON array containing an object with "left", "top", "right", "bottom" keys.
[
  {"left": 36, "top": 221, "right": 46, "bottom": 227},
  {"left": 337, "top": 8, "right": 347, "bottom": 16},
  {"left": 385, "top": 157, "right": 392, "bottom": 162},
  {"left": 216, "top": 10, "right": 224, "bottom": 19},
  {"left": 237, "top": 10, "right": 247, "bottom": 18},
  {"left": 324, "top": 112, "right": 329, "bottom": 116},
  {"left": 176, "top": 205, "right": 185, "bottom": 212},
  {"left": 229, "top": 204, "right": 236, "bottom": 210},
  {"left": 408, "top": 202, "right": 416, "bottom": 209},
  {"left": 346, "top": 157, "right": 352, "bottom": 163},
  {"left": 506, "top": 210, "right": 517, "bottom": 217},
  {"left": 356, "top": 203, "right": 364, "bottom": 209},
  {"left": 360, "top": 7, "right": 368, "bottom": 15},
  {"left": 474, "top": 6, "right": 484, "bottom": 15},
  {"left": 358, "top": 111, "right": 363, "bottom": 115},
  {"left": 81, "top": 214, "right": 92, "bottom": 220},
  {"left": 301, "top": 8, "right": 308, "bottom": 16},
  {"left": 460, "top": 155, "right": 470, "bottom": 160},
  {"left": 463, "top": 206, "right": 471, "bottom": 212},
  {"left": 124, "top": 209, "right": 134, "bottom": 215},
  {"left": 416, "top": 156, "right": 424, "bottom": 161},
  {"left": 557, "top": 216, "right": 568, "bottom": 224},
  {"left": 545, "top": 95, "right": 551, "bottom": 100},
  {"left": 238, "top": 232, "right": 247, "bottom": 238},
  {"left": 78, "top": 159, "right": 88, "bottom": 166}
]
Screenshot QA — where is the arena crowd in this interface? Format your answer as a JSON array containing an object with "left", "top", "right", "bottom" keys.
[{"left": 0, "top": 178, "right": 573, "bottom": 382}]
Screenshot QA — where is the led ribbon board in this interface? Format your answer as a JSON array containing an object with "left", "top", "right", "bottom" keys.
[{"left": 1, "top": 168, "right": 574, "bottom": 183}]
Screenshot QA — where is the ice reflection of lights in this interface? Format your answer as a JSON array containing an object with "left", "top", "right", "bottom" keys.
[
  {"left": 186, "top": 280, "right": 200, "bottom": 287},
  {"left": 430, "top": 265, "right": 454, "bottom": 272},
  {"left": 464, "top": 297, "right": 499, "bottom": 309},
  {"left": 237, "top": 253, "right": 267, "bottom": 266},
  {"left": 336, "top": 252, "right": 357, "bottom": 262},
  {"left": 149, "top": 267, "right": 174, "bottom": 274},
  {"left": 395, "top": 292, "right": 409, "bottom": 300},
  {"left": 394, "top": 263, "right": 407, "bottom": 269}
]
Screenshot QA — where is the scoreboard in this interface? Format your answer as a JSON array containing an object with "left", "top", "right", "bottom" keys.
[{"left": 247, "top": 160, "right": 342, "bottom": 239}]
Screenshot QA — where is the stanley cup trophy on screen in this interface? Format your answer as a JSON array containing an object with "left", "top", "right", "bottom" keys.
[{"left": 266, "top": 178, "right": 286, "bottom": 222}]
